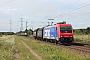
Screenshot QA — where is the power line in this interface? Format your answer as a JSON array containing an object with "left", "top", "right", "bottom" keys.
[
  {"left": 19, "top": 15, "right": 24, "bottom": 31},
  {"left": 26, "top": 21, "right": 28, "bottom": 30},
  {"left": 55, "top": 3, "right": 90, "bottom": 18},
  {"left": 26, "top": 21, "right": 28, "bottom": 36}
]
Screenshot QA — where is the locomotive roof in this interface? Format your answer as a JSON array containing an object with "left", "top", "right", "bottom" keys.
[
  {"left": 44, "top": 25, "right": 56, "bottom": 28},
  {"left": 56, "top": 23, "right": 72, "bottom": 26},
  {"left": 44, "top": 23, "right": 72, "bottom": 29}
]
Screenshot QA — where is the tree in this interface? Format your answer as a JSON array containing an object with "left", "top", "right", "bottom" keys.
[
  {"left": 28, "top": 29, "right": 33, "bottom": 35},
  {"left": 74, "top": 29, "right": 82, "bottom": 35},
  {"left": 86, "top": 27, "right": 90, "bottom": 34}
]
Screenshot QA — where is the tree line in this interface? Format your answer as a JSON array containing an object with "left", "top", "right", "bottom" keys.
[
  {"left": 0, "top": 32, "right": 15, "bottom": 37},
  {"left": 74, "top": 27, "right": 90, "bottom": 35},
  {"left": 17, "top": 27, "right": 90, "bottom": 35},
  {"left": 0, "top": 27, "right": 89, "bottom": 36},
  {"left": 16, "top": 28, "right": 33, "bottom": 35}
]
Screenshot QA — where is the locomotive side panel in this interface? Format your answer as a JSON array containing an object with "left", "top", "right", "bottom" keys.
[{"left": 43, "top": 26, "right": 58, "bottom": 40}]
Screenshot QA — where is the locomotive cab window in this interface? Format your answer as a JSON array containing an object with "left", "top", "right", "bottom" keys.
[{"left": 60, "top": 26, "right": 72, "bottom": 33}]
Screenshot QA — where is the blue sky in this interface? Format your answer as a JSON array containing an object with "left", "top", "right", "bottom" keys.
[{"left": 0, "top": 0, "right": 90, "bottom": 32}]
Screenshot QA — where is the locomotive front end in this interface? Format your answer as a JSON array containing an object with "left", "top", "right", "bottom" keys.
[{"left": 56, "top": 22, "right": 74, "bottom": 43}]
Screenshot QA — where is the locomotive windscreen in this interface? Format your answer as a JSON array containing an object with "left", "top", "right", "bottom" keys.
[{"left": 60, "top": 26, "right": 72, "bottom": 33}]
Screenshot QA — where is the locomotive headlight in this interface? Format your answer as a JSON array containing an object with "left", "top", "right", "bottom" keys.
[
  {"left": 70, "top": 36, "right": 72, "bottom": 37},
  {"left": 61, "top": 36, "right": 63, "bottom": 37}
]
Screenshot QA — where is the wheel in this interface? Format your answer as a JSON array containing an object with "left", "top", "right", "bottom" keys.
[
  {"left": 55, "top": 40, "right": 58, "bottom": 44},
  {"left": 46, "top": 39, "right": 48, "bottom": 42},
  {"left": 66, "top": 42, "right": 72, "bottom": 46}
]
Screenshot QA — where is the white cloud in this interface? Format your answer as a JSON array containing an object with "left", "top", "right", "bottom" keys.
[
  {"left": 0, "top": 0, "right": 90, "bottom": 32},
  {"left": 0, "top": 7, "right": 18, "bottom": 14}
]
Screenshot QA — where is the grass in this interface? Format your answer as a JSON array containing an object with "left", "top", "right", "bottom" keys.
[
  {"left": 74, "top": 35, "right": 90, "bottom": 40},
  {"left": 74, "top": 35, "right": 90, "bottom": 44},
  {"left": 15, "top": 36, "right": 37, "bottom": 60},
  {"left": 0, "top": 35, "right": 90, "bottom": 60},
  {"left": 0, "top": 35, "right": 15, "bottom": 60},
  {"left": 18, "top": 36, "right": 90, "bottom": 60}
]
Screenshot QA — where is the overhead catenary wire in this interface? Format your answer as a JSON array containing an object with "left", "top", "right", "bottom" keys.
[{"left": 55, "top": 3, "right": 90, "bottom": 18}]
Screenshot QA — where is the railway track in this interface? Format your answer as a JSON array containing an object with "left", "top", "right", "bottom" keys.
[
  {"left": 60, "top": 44, "right": 90, "bottom": 57},
  {"left": 28, "top": 36, "right": 90, "bottom": 57},
  {"left": 49, "top": 42, "right": 90, "bottom": 57}
]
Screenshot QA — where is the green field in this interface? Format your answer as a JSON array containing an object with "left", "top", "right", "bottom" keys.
[
  {"left": 0, "top": 35, "right": 90, "bottom": 60},
  {"left": 0, "top": 35, "right": 15, "bottom": 60},
  {"left": 74, "top": 35, "right": 90, "bottom": 44},
  {"left": 16, "top": 36, "right": 90, "bottom": 60}
]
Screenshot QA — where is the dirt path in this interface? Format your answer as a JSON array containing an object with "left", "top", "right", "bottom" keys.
[
  {"left": 15, "top": 49, "right": 19, "bottom": 60},
  {"left": 21, "top": 40, "right": 43, "bottom": 60}
]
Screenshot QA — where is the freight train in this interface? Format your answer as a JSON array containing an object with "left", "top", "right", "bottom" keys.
[
  {"left": 17, "top": 32, "right": 27, "bottom": 36},
  {"left": 33, "top": 22, "right": 74, "bottom": 44}
]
